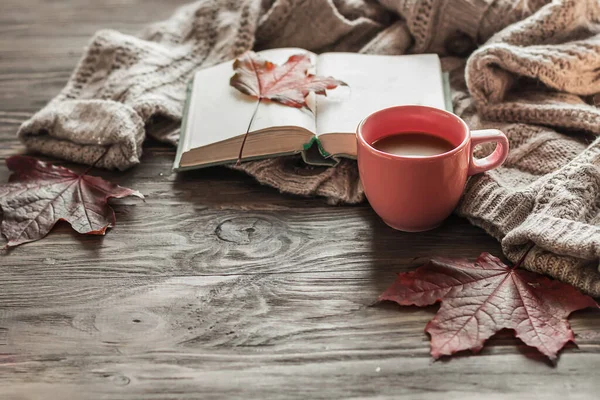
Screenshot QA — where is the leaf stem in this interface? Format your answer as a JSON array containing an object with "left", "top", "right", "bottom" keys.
[
  {"left": 82, "top": 147, "right": 110, "bottom": 176},
  {"left": 511, "top": 243, "right": 535, "bottom": 270},
  {"left": 237, "top": 98, "right": 261, "bottom": 166}
]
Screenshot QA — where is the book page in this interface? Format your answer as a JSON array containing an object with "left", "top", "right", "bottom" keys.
[
  {"left": 185, "top": 48, "right": 317, "bottom": 151},
  {"left": 315, "top": 53, "right": 445, "bottom": 135}
]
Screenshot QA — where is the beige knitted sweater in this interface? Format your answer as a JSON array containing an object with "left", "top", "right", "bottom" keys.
[{"left": 16, "top": 0, "right": 600, "bottom": 295}]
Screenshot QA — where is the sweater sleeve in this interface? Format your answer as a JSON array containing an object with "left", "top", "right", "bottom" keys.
[{"left": 16, "top": 1, "right": 260, "bottom": 170}]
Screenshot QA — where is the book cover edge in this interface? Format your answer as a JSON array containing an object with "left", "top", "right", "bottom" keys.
[{"left": 173, "top": 77, "right": 195, "bottom": 171}]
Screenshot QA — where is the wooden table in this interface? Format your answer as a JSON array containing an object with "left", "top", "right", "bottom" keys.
[{"left": 1, "top": 1, "right": 599, "bottom": 399}]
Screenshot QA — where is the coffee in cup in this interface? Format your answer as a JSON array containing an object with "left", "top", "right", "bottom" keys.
[{"left": 356, "top": 105, "right": 509, "bottom": 232}]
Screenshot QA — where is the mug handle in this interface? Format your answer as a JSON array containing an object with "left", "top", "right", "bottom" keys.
[{"left": 468, "top": 129, "right": 509, "bottom": 176}]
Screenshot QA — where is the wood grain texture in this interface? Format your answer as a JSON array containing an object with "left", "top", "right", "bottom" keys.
[{"left": 1, "top": 1, "right": 600, "bottom": 399}]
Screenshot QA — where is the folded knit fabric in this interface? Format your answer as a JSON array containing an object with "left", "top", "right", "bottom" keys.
[{"left": 16, "top": 0, "right": 600, "bottom": 295}]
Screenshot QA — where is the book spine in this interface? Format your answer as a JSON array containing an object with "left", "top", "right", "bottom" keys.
[{"left": 172, "top": 78, "right": 195, "bottom": 171}]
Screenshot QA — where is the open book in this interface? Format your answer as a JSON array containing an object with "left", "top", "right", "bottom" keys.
[{"left": 174, "top": 48, "right": 451, "bottom": 170}]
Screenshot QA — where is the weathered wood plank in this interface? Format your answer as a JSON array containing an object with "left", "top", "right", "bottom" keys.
[
  {"left": 0, "top": 274, "right": 599, "bottom": 399},
  {"left": 1, "top": 352, "right": 599, "bottom": 400},
  {"left": 0, "top": 208, "right": 502, "bottom": 279},
  {"left": 1, "top": 274, "right": 599, "bottom": 399},
  {"left": 1, "top": 273, "right": 599, "bottom": 349}
]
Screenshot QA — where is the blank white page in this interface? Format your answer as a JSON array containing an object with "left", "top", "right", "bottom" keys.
[
  {"left": 315, "top": 53, "right": 445, "bottom": 135},
  {"left": 185, "top": 48, "right": 317, "bottom": 151}
]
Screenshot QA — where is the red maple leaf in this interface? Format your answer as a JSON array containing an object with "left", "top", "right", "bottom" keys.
[
  {"left": 230, "top": 51, "right": 346, "bottom": 109},
  {"left": 379, "top": 252, "right": 598, "bottom": 361},
  {"left": 0, "top": 156, "right": 143, "bottom": 247},
  {"left": 229, "top": 51, "right": 346, "bottom": 164}
]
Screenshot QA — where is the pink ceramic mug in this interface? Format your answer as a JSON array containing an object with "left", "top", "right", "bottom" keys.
[{"left": 357, "top": 105, "right": 509, "bottom": 232}]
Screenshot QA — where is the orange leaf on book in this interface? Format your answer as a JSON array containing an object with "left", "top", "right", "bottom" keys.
[
  {"left": 230, "top": 51, "right": 346, "bottom": 109},
  {"left": 229, "top": 51, "right": 346, "bottom": 163}
]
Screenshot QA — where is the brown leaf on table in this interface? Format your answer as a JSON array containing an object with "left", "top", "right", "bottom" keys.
[
  {"left": 379, "top": 252, "right": 598, "bottom": 361},
  {"left": 230, "top": 51, "right": 346, "bottom": 109},
  {"left": 0, "top": 156, "right": 143, "bottom": 247}
]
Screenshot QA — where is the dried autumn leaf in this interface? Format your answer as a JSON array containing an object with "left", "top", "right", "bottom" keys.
[
  {"left": 229, "top": 51, "right": 347, "bottom": 164},
  {"left": 379, "top": 252, "right": 598, "bottom": 361},
  {"left": 0, "top": 156, "right": 143, "bottom": 247},
  {"left": 230, "top": 51, "right": 346, "bottom": 109}
]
